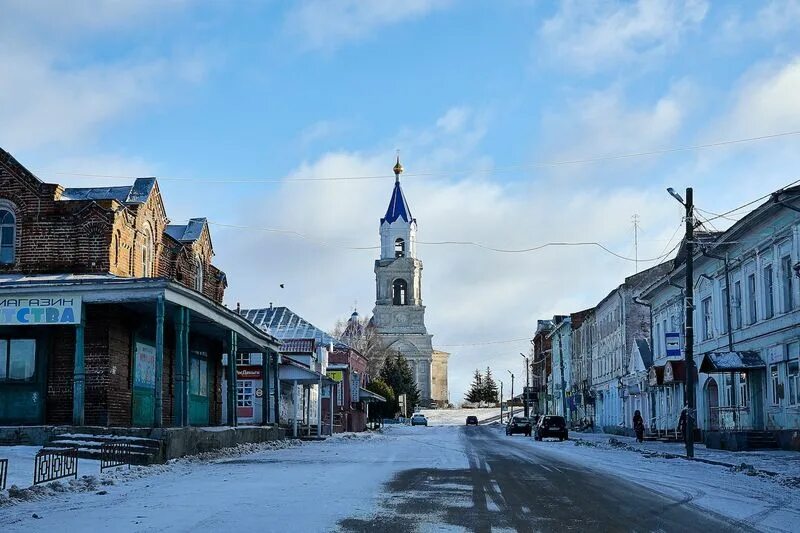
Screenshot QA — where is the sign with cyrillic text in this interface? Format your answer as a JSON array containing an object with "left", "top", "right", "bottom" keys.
[{"left": 0, "top": 295, "right": 82, "bottom": 325}]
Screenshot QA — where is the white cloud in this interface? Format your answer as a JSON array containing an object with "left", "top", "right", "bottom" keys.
[
  {"left": 719, "top": 0, "right": 800, "bottom": 44},
  {"left": 285, "top": 0, "right": 452, "bottom": 51},
  {"left": 214, "top": 107, "right": 680, "bottom": 404},
  {"left": 539, "top": 0, "right": 708, "bottom": 73}
]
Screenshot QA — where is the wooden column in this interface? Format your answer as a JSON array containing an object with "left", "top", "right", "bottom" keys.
[
  {"left": 173, "top": 307, "right": 186, "bottom": 427},
  {"left": 262, "top": 350, "right": 270, "bottom": 425},
  {"left": 154, "top": 295, "right": 165, "bottom": 428},
  {"left": 72, "top": 304, "right": 86, "bottom": 426},
  {"left": 226, "top": 331, "right": 238, "bottom": 427},
  {"left": 183, "top": 311, "right": 190, "bottom": 426},
  {"left": 273, "top": 352, "right": 280, "bottom": 427}
]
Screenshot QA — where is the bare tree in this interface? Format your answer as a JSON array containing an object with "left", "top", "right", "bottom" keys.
[{"left": 332, "top": 314, "right": 397, "bottom": 376}]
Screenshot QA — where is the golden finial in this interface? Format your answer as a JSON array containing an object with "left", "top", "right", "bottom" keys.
[{"left": 393, "top": 150, "right": 403, "bottom": 181}]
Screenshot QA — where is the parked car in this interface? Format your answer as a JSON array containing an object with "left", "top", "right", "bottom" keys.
[
  {"left": 535, "top": 415, "right": 568, "bottom": 441},
  {"left": 410, "top": 413, "right": 428, "bottom": 426},
  {"left": 505, "top": 416, "right": 532, "bottom": 436},
  {"left": 466, "top": 415, "right": 479, "bottom": 426}
]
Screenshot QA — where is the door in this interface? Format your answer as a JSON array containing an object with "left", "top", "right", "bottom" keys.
[
  {"left": 132, "top": 340, "right": 157, "bottom": 427},
  {"left": 706, "top": 377, "right": 719, "bottom": 430},
  {"left": 237, "top": 380, "right": 254, "bottom": 420},
  {"left": 188, "top": 350, "right": 210, "bottom": 426},
  {"left": 0, "top": 336, "right": 46, "bottom": 424},
  {"left": 750, "top": 370, "right": 765, "bottom": 429}
]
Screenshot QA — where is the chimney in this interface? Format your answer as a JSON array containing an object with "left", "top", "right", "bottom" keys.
[{"left": 236, "top": 302, "right": 241, "bottom": 314}]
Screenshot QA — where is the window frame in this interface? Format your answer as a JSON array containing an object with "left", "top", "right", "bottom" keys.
[
  {"left": 0, "top": 205, "right": 17, "bottom": 265},
  {"left": 720, "top": 285, "right": 729, "bottom": 334},
  {"left": 0, "top": 338, "right": 37, "bottom": 382},
  {"left": 782, "top": 255, "right": 794, "bottom": 313},
  {"left": 788, "top": 360, "right": 799, "bottom": 406},
  {"left": 733, "top": 280, "right": 743, "bottom": 330},
  {"left": 764, "top": 264, "right": 774, "bottom": 319},
  {"left": 392, "top": 278, "right": 408, "bottom": 306},
  {"left": 770, "top": 364, "right": 780, "bottom": 405},
  {"left": 747, "top": 273, "right": 758, "bottom": 324},
  {"left": 702, "top": 297, "right": 713, "bottom": 341}
]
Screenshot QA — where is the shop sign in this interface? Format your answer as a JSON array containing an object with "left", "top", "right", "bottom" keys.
[
  {"left": 255, "top": 388, "right": 263, "bottom": 398},
  {"left": 350, "top": 372, "right": 360, "bottom": 402},
  {"left": 327, "top": 370, "right": 343, "bottom": 382},
  {"left": 767, "top": 346, "right": 786, "bottom": 364},
  {"left": 237, "top": 366, "right": 263, "bottom": 380},
  {"left": 665, "top": 332, "right": 681, "bottom": 357},
  {"left": 0, "top": 295, "right": 82, "bottom": 325},
  {"left": 134, "top": 342, "right": 156, "bottom": 388}
]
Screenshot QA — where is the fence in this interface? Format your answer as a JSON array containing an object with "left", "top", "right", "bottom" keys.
[
  {"left": 33, "top": 448, "right": 78, "bottom": 485},
  {"left": 0, "top": 458, "right": 7, "bottom": 490},
  {"left": 100, "top": 442, "right": 134, "bottom": 472}
]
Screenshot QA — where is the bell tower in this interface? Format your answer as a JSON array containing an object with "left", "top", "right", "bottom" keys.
[{"left": 372, "top": 156, "right": 434, "bottom": 404}]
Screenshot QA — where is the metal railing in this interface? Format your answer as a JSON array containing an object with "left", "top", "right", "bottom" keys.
[
  {"left": 0, "top": 458, "right": 7, "bottom": 490},
  {"left": 33, "top": 448, "right": 78, "bottom": 485},
  {"left": 100, "top": 442, "right": 133, "bottom": 472}
]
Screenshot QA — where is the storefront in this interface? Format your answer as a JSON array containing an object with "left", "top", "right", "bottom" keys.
[{"left": 0, "top": 275, "right": 280, "bottom": 428}]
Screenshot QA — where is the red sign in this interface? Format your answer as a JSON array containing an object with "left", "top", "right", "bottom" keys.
[{"left": 237, "top": 366, "right": 263, "bottom": 380}]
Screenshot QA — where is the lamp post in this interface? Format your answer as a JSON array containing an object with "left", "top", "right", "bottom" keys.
[
  {"left": 668, "top": 186, "right": 695, "bottom": 458},
  {"left": 507, "top": 370, "right": 515, "bottom": 420},
  {"left": 520, "top": 353, "right": 530, "bottom": 417},
  {"left": 499, "top": 380, "right": 504, "bottom": 423}
]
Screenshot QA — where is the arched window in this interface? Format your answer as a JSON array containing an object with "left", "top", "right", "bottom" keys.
[
  {"left": 395, "top": 238, "right": 405, "bottom": 258},
  {"left": 113, "top": 230, "right": 121, "bottom": 267},
  {"left": 194, "top": 257, "right": 204, "bottom": 292},
  {"left": 0, "top": 208, "right": 16, "bottom": 264},
  {"left": 141, "top": 224, "right": 154, "bottom": 277},
  {"left": 392, "top": 279, "right": 408, "bottom": 306}
]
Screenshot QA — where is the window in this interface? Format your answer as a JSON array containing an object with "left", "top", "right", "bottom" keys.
[
  {"left": 720, "top": 286, "right": 729, "bottom": 334},
  {"left": 724, "top": 374, "right": 733, "bottom": 406},
  {"left": 702, "top": 297, "right": 713, "bottom": 340},
  {"left": 194, "top": 258, "right": 204, "bottom": 292},
  {"left": 0, "top": 208, "right": 15, "bottom": 264},
  {"left": 654, "top": 322, "right": 661, "bottom": 357},
  {"left": 764, "top": 265, "right": 774, "bottom": 319},
  {"left": 236, "top": 352, "right": 250, "bottom": 366},
  {"left": 747, "top": 274, "right": 757, "bottom": 324},
  {"left": 394, "top": 238, "right": 405, "bottom": 258},
  {"left": 237, "top": 380, "right": 253, "bottom": 408},
  {"left": 733, "top": 280, "right": 742, "bottom": 329},
  {"left": 782, "top": 256, "right": 794, "bottom": 313},
  {"left": 0, "top": 339, "right": 36, "bottom": 381},
  {"left": 739, "top": 372, "right": 750, "bottom": 407},
  {"left": 789, "top": 360, "right": 799, "bottom": 405},
  {"left": 190, "top": 355, "right": 208, "bottom": 396},
  {"left": 392, "top": 278, "right": 408, "bottom": 305},
  {"left": 141, "top": 225, "right": 154, "bottom": 277},
  {"left": 770, "top": 364, "right": 780, "bottom": 405}
]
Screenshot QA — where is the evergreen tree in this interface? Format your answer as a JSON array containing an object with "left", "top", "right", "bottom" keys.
[
  {"left": 465, "top": 369, "right": 483, "bottom": 404},
  {"left": 366, "top": 378, "right": 396, "bottom": 419},
  {"left": 483, "top": 367, "right": 499, "bottom": 404},
  {"left": 380, "top": 353, "right": 420, "bottom": 416}
]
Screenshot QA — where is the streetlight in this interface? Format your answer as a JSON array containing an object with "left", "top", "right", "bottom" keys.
[
  {"left": 498, "top": 379, "right": 504, "bottom": 422},
  {"left": 520, "top": 353, "right": 530, "bottom": 417},
  {"left": 667, "top": 186, "right": 695, "bottom": 459},
  {"left": 507, "top": 370, "right": 515, "bottom": 420}
]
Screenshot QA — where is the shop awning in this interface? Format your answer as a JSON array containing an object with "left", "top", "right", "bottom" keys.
[
  {"left": 279, "top": 360, "right": 334, "bottom": 385},
  {"left": 359, "top": 388, "right": 386, "bottom": 402},
  {"left": 699, "top": 351, "right": 764, "bottom": 373}
]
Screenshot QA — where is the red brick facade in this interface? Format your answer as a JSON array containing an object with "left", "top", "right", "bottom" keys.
[{"left": 0, "top": 148, "right": 226, "bottom": 303}]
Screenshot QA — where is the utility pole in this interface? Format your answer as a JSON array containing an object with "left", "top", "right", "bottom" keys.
[
  {"left": 558, "top": 331, "right": 567, "bottom": 420},
  {"left": 668, "top": 186, "right": 695, "bottom": 458},
  {"left": 632, "top": 214, "right": 640, "bottom": 273},
  {"left": 508, "top": 371, "right": 515, "bottom": 420},
  {"left": 521, "top": 353, "right": 530, "bottom": 417},
  {"left": 499, "top": 380, "right": 504, "bottom": 423}
]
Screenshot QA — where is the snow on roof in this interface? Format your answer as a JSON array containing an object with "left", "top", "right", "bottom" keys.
[
  {"left": 699, "top": 351, "right": 764, "bottom": 372},
  {"left": 239, "top": 306, "right": 349, "bottom": 350}
]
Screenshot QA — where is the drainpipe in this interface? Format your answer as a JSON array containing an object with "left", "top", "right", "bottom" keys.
[{"left": 702, "top": 249, "right": 737, "bottom": 429}]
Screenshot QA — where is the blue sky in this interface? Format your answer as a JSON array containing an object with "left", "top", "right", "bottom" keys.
[{"left": 2, "top": 0, "right": 800, "bottom": 402}]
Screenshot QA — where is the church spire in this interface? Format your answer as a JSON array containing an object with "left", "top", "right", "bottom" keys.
[{"left": 382, "top": 154, "right": 413, "bottom": 225}]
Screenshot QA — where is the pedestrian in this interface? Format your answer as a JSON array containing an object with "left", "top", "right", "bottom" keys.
[{"left": 633, "top": 409, "right": 644, "bottom": 443}]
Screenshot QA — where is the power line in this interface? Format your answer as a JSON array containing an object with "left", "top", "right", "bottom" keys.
[{"left": 35, "top": 129, "right": 800, "bottom": 185}]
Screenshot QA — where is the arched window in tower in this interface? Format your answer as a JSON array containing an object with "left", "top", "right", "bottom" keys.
[
  {"left": 395, "top": 238, "right": 405, "bottom": 258},
  {"left": 392, "top": 278, "right": 408, "bottom": 306},
  {"left": 141, "top": 223, "right": 154, "bottom": 277},
  {"left": 0, "top": 206, "right": 16, "bottom": 264},
  {"left": 194, "top": 257, "right": 204, "bottom": 292}
]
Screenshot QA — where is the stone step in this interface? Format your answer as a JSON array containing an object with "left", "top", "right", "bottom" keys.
[
  {"left": 49, "top": 439, "right": 157, "bottom": 455},
  {"left": 53, "top": 433, "right": 161, "bottom": 450}
]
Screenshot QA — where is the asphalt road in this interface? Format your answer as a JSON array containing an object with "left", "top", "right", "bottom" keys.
[{"left": 339, "top": 425, "right": 751, "bottom": 533}]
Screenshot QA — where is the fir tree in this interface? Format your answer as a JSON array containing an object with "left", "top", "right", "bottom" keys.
[
  {"left": 380, "top": 353, "right": 420, "bottom": 416},
  {"left": 483, "top": 367, "right": 499, "bottom": 404},
  {"left": 465, "top": 369, "right": 483, "bottom": 404},
  {"left": 366, "top": 378, "right": 396, "bottom": 419}
]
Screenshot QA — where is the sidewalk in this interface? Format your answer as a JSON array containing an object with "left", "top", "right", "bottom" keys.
[{"left": 572, "top": 430, "right": 800, "bottom": 479}]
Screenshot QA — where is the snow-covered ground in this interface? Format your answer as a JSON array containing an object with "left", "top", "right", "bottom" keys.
[
  {"left": 417, "top": 408, "right": 500, "bottom": 425},
  {"left": 1, "top": 426, "right": 798, "bottom": 532}
]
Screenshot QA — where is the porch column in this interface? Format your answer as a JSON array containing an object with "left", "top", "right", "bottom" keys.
[
  {"left": 72, "top": 304, "right": 86, "bottom": 426},
  {"left": 173, "top": 307, "right": 186, "bottom": 427},
  {"left": 183, "top": 311, "right": 190, "bottom": 425},
  {"left": 261, "top": 351, "right": 269, "bottom": 425},
  {"left": 273, "top": 352, "right": 280, "bottom": 426},
  {"left": 154, "top": 295, "right": 165, "bottom": 428},
  {"left": 292, "top": 379, "right": 299, "bottom": 437},
  {"left": 226, "top": 331, "right": 238, "bottom": 427}
]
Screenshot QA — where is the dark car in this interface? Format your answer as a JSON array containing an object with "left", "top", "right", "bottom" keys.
[
  {"left": 535, "top": 415, "right": 568, "bottom": 441},
  {"left": 505, "top": 416, "right": 532, "bottom": 436},
  {"left": 466, "top": 415, "right": 479, "bottom": 426}
]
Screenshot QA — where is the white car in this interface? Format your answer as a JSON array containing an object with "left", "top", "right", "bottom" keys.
[{"left": 410, "top": 413, "right": 428, "bottom": 426}]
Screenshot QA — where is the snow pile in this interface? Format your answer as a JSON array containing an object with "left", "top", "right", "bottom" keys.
[{"left": 417, "top": 408, "right": 499, "bottom": 426}]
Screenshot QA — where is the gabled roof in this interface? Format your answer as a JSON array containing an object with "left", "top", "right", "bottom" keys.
[
  {"left": 61, "top": 177, "right": 157, "bottom": 205},
  {"left": 239, "top": 306, "right": 349, "bottom": 350},
  {"left": 381, "top": 179, "right": 414, "bottom": 224},
  {"left": 165, "top": 218, "right": 208, "bottom": 243},
  {"left": 635, "top": 338, "right": 653, "bottom": 368}
]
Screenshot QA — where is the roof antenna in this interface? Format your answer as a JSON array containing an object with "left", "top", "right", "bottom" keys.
[{"left": 393, "top": 150, "right": 403, "bottom": 183}]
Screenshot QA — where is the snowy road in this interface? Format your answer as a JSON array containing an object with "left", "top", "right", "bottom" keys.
[{"left": 2, "top": 425, "right": 798, "bottom": 532}]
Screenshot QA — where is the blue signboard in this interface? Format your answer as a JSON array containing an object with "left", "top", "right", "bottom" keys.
[{"left": 665, "top": 332, "right": 681, "bottom": 357}]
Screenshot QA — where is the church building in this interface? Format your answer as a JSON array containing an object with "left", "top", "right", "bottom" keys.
[{"left": 372, "top": 157, "right": 448, "bottom": 406}]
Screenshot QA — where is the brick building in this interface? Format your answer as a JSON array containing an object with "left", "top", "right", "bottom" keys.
[{"left": 0, "top": 147, "right": 279, "bottom": 428}]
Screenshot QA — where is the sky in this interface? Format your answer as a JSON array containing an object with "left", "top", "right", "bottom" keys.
[{"left": 2, "top": 0, "right": 800, "bottom": 404}]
